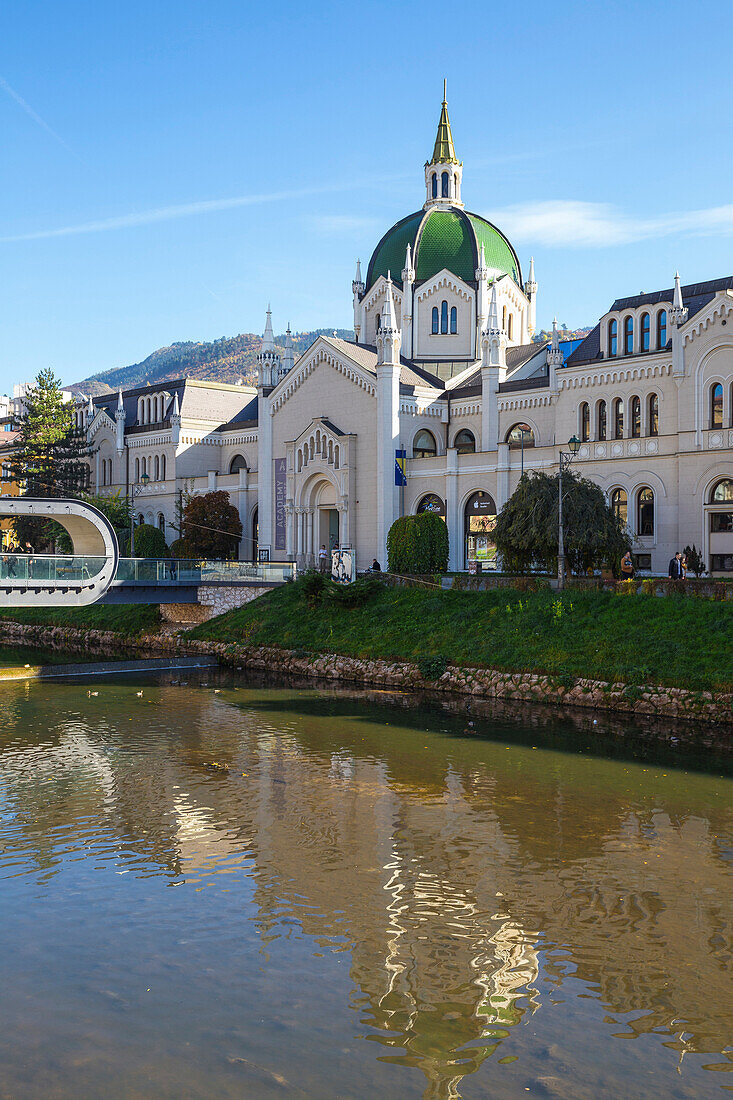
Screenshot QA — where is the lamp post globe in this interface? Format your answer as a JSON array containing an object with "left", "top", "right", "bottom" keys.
[{"left": 568, "top": 435, "right": 581, "bottom": 455}]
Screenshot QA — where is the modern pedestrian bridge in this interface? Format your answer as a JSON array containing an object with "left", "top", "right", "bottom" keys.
[{"left": 0, "top": 496, "right": 294, "bottom": 607}]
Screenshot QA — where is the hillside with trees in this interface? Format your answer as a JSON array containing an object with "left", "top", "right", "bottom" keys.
[{"left": 70, "top": 328, "right": 355, "bottom": 395}]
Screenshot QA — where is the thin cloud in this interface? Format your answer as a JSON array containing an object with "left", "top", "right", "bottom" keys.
[
  {"left": 0, "top": 180, "right": 400, "bottom": 244},
  {"left": 0, "top": 74, "right": 76, "bottom": 155},
  {"left": 309, "top": 214, "right": 381, "bottom": 234},
  {"left": 486, "top": 200, "right": 733, "bottom": 248}
]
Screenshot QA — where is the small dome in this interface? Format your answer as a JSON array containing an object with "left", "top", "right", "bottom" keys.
[{"left": 366, "top": 207, "right": 521, "bottom": 291}]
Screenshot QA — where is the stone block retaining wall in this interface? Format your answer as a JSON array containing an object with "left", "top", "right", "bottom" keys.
[{"left": 0, "top": 620, "right": 731, "bottom": 731}]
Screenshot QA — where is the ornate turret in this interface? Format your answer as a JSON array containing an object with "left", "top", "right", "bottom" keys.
[
  {"left": 115, "top": 389, "right": 125, "bottom": 453},
  {"left": 352, "top": 259, "right": 365, "bottom": 342},
  {"left": 279, "top": 324, "right": 295, "bottom": 380},
  {"left": 424, "top": 82, "right": 463, "bottom": 208},
  {"left": 524, "top": 256, "right": 537, "bottom": 336},
  {"left": 400, "top": 244, "right": 415, "bottom": 357},
  {"left": 376, "top": 274, "right": 401, "bottom": 366},
  {"left": 257, "top": 306, "right": 281, "bottom": 390},
  {"left": 670, "top": 271, "right": 688, "bottom": 327},
  {"left": 481, "top": 284, "right": 506, "bottom": 373}
]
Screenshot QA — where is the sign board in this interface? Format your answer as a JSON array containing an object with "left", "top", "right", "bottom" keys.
[
  {"left": 274, "top": 458, "right": 287, "bottom": 550},
  {"left": 258, "top": 547, "right": 270, "bottom": 563},
  {"left": 394, "top": 448, "right": 407, "bottom": 487},
  {"left": 331, "top": 547, "right": 354, "bottom": 584}
]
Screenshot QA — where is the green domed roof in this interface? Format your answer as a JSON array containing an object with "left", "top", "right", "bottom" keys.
[{"left": 366, "top": 207, "right": 521, "bottom": 291}]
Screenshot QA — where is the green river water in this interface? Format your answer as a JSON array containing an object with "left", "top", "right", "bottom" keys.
[{"left": 0, "top": 662, "right": 730, "bottom": 1099}]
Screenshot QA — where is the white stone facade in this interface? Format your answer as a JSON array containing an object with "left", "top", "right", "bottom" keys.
[{"left": 79, "top": 98, "right": 733, "bottom": 577}]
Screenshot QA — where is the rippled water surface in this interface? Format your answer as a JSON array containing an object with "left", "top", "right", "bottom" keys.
[{"left": 0, "top": 670, "right": 730, "bottom": 1099}]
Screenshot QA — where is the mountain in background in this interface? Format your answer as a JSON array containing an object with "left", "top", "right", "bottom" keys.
[
  {"left": 533, "top": 325, "right": 592, "bottom": 344},
  {"left": 69, "top": 328, "right": 355, "bottom": 395}
]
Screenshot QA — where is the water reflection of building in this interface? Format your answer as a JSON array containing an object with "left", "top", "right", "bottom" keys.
[{"left": 0, "top": 684, "right": 730, "bottom": 1097}]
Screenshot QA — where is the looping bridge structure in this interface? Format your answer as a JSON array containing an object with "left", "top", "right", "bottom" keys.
[{"left": 0, "top": 497, "right": 120, "bottom": 607}]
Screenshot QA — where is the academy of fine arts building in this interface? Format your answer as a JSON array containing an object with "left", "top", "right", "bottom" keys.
[{"left": 80, "top": 94, "right": 733, "bottom": 575}]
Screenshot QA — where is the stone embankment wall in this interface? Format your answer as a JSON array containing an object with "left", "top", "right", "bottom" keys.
[
  {"left": 0, "top": 619, "right": 731, "bottom": 730},
  {"left": 161, "top": 584, "right": 274, "bottom": 626}
]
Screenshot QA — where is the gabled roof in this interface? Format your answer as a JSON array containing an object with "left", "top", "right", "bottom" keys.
[
  {"left": 324, "top": 337, "right": 444, "bottom": 392},
  {"left": 566, "top": 325, "right": 601, "bottom": 366},
  {"left": 449, "top": 342, "right": 543, "bottom": 393}
]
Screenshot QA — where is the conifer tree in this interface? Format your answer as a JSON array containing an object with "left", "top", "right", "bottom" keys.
[{"left": 10, "top": 369, "right": 92, "bottom": 497}]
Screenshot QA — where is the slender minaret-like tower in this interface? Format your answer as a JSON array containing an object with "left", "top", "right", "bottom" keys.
[
  {"left": 401, "top": 243, "right": 415, "bottom": 358},
  {"left": 480, "top": 284, "right": 507, "bottom": 452},
  {"left": 352, "top": 260, "right": 365, "bottom": 343},
  {"left": 424, "top": 81, "right": 463, "bottom": 208},
  {"left": 670, "top": 271, "right": 688, "bottom": 378},
  {"left": 375, "top": 274, "right": 402, "bottom": 562},
  {"left": 279, "top": 324, "right": 295, "bottom": 380},
  {"left": 524, "top": 256, "right": 537, "bottom": 337},
  {"left": 115, "top": 389, "right": 125, "bottom": 454},
  {"left": 257, "top": 306, "right": 281, "bottom": 391}
]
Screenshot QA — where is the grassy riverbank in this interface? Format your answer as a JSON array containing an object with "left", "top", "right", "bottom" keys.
[
  {"left": 189, "top": 580, "right": 733, "bottom": 693},
  {"left": 0, "top": 603, "right": 161, "bottom": 634}
]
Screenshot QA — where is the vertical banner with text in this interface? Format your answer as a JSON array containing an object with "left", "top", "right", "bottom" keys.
[{"left": 274, "top": 458, "right": 287, "bottom": 551}]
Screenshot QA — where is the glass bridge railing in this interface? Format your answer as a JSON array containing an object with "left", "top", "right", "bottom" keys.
[{"left": 0, "top": 555, "right": 296, "bottom": 585}]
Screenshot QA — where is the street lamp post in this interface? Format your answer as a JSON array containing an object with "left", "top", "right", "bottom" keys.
[
  {"left": 557, "top": 436, "right": 580, "bottom": 590},
  {"left": 129, "top": 472, "right": 150, "bottom": 556}
]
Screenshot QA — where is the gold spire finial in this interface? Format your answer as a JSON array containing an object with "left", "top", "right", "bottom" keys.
[{"left": 430, "top": 83, "right": 458, "bottom": 165}]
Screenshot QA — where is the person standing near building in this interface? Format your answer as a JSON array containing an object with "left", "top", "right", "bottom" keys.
[
  {"left": 620, "top": 551, "right": 634, "bottom": 579},
  {"left": 318, "top": 544, "right": 328, "bottom": 574},
  {"left": 668, "top": 552, "right": 683, "bottom": 579}
]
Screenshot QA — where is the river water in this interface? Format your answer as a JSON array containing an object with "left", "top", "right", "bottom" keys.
[{"left": 0, "top": 668, "right": 730, "bottom": 1099}]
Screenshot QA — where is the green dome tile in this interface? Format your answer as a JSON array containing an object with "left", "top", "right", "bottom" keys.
[{"left": 415, "top": 209, "right": 474, "bottom": 283}]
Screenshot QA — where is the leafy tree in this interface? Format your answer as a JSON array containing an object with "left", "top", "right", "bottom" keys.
[
  {"left": 387, "top": 513, "right": 449, "bottom": 574},
  {"left": 492, "top": 470, "right": 630, "bottom": 575},
  {"left": 683, "top": 544, "right": 706, "bottom": 577},
  {"left": 174, "top": 490, "right": 242, "bottom": 559},
  {"left": 128, "top": 522, "right": 168, "bottom": 558},
  {"left": 10, "top": 369, "right": 91, "bottom": 497}
]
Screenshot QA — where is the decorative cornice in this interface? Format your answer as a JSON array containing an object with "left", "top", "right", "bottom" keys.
[{"left": 559, "top": 362, "right": 671, "bottom": 389}]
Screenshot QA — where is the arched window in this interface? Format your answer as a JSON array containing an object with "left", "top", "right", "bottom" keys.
[
  {"left": 640, "top": 312, "right": 650, "bottom": 352},
  {"left": 613, "top": 397, "right": 624, "bottom": 439},
  {"left": 648, "top": 393, "right": 659, "bottom": 436},
  {"left": 630, "top": 395, "right": 641, "bottom": 438},
  {"left": 597, "top": 400, "right": 607, "bottom": 441},
  {"left": 464, "top": 491, "right": 497, "bottom": 569},
  {"left": 611, "top": 488, "right": 628, "bottom": 525},
  {"left": 507, "top": 313, "right": 514, "bottom": 340},
  {"left": 431, "top": 173, "right": 437, "bottom": 199},
  {"left": 137, "top": 513, "right": 144, "bottom": 527},
  {"left": 711, "top": 383, "right": 723, "bottom": 428},
  {"left": 137, "top": 398, "right": 144, "bottom": 424},
  {"left": 416, "top": 493, "right": 445, "bottom": 517},
  {"left": 711, "top": 479, "right": 733, "bottom": 502},
  {"left": 502, "top": 305, "right": 507, "bottom": 330},
  {"left": 101, "top": 460, "right": 106, "bottom": 487},
  {"left": 141, "top": 456, "right": 147, "bottom": 478},
  {"left": 637, "top": 487, "right": 654, "bottom": 536},
  {"left": 449, "top": 306, "right": 457, "bottom": 334},
  {"left": 375, "top": 312, "right": 381, "bottom": 333},
  {"left": 154, "top": 455, "right": 160, "bottom": 481},
  {"left": 431, "top": 307, "right": 439, "bottom": 334},
  {"left": 506, "top": 423, "right": 535, "bottom": 448},
  {"left": 158, "top": 513, "right": 165, "bottom": 535},
  {"left": 413, "top": 429, "right": 437, "bottom": 458},
  {"left": 453, "top": 429, "right": 475, "bottom": 454},
  {"left": 440, "top": 300, "right": 448, "bottom": 334},
  {"left": 441, "top": 171, "right": 449, "bottom": 198},
  {"left": 160, "top": 455, "right": 166, "bottom": 480},
  {"left": 135, "top": 457, "right": 140, "bottom": 482},
  {"left": 580, "top": 402, "right": 590, "bottom": 442},
  {"left": 229, "top": 454, "right": 248, "bottom": 474},
  {"left": 657, "top": 310, "right": 667, "bottom": 348},
  {"left": 623, "top": 316, "right": 634, "bottom": 354},
  {"left": 608, "top": 319, "right": 617, "bottom": 356}
]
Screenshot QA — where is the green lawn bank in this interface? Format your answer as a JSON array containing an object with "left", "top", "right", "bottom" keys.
[{"left": 188, "top": 578, "right": 733, "bottom": 694}]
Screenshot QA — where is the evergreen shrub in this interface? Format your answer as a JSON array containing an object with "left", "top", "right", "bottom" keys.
[{"left": 128, "top": 523, "right": 168, "bottom": 558}]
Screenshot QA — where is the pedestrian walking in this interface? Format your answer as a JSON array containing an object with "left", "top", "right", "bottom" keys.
[
  {"left": 680, "top": 552, "right": 688, "bottom": 579},
  {"left": 620, "top": 551, "right": 634, "bottom": 579},
  {"left": 668, "top": 551, "right": 683, "bottom": 579}
]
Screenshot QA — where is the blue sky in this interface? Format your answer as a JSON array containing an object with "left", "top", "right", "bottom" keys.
[{"left": 1, "top": 0, "right": 731, "bottom": 392}]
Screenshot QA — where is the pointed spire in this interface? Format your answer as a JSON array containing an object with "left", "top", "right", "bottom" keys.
[
  {"left": 172, "top": 392, "right": 180, "bottom": 417},
  {"left": 529, "top": 256, "right": 535, "bottom": 283},
  {"left": 429, "top": 81, "right": 459, "bottom": 165},
  {"left": 382, "top": 272, "right": 396, "bottom": 330},
  {"left": 262, "top": 305, "right": 275, "bottom": 352},
  {"left": 87, "top": 394, "right": 94, "bottom": 416},
  {"left": 282, "top": 323, "right": 295, "bottom": 376},
  {"left": 117, "top": 389, "right": 124, "bottom": 412},
  {"left": 551, "top": 317, "right": 559, "bottom": 350},
  {"left": 480, "top": 242, "right": 486, "bottom": 268},
  {"left": 673, "top": 271, "right": 683, "bottom": 309},
  {"left": 354, "top": 259, "right": 362, "bottom": 284},
  {"left": 487, "top": 284, "right": 500, "bottom": 332}
]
